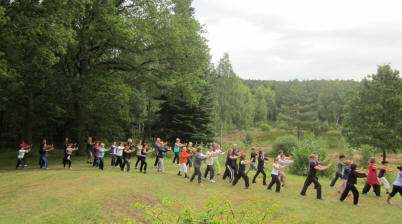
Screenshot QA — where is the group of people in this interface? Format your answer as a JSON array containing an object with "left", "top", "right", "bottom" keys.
[{"left": 15, "top": 137, "right": 401, "bottom": 206}]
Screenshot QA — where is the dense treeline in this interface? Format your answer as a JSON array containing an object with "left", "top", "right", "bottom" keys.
[{"left": 0, "top": 1, "right": 401, "bottom": 159}]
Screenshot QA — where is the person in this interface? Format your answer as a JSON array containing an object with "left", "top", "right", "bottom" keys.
[
  {"left": 157, "top": 141, "right": 170, "bottom": 173},
  {"left": 267, "top": 158, "right": 288, "bottom": 192},
  {"left": 204, "top": 145, "right": 222, "bottom": 183},
  {"left": 190, "top": 148, "right": 212, "bottom": 186},
  {"left": 232, "top": 152, "right": 253, "bottom": 189},
  {"left": 121, "top": 143, "right": 135, "bottom": 172},
  {"left": 87, "top": 137, "right": 94, "bottom": 164},
  {"left": 222, "top": 149, "right": 233, "bottom": 182},
  {"left": 135, "top": 140, "right": 143, "bottom": 169},
  {"left": 229, "top": 144, "right": 240, "bottom": 179},
  {"left": 63, "top": 137, "right": 69, "bottom": 165},
  {"left": 378, "top": 161, "right": 395, "bottom": 194},
  {"left": 115, "top": 142, "right": 124, "bottom": 168},
  {"left": 63, "top": 143, "right": 78, "bottom": 169},
  {"left": 330, "top": 154, "right": 346, "bottom": 187},
  {"left": 139, "top": 144, "right": 154, "bottom": 174},
  {"left": 16, "top": 144, "right": 31, "bottom": 169},
  {"left": 173, "top": 138, "right": 182, "bottom": 165},
  {"left": 340, "top": 164, "right": 367, "bottom": 205},
  {"left": 98, "top": 143, "right": 110, "bottom": 170},
  {"left": 338, "top": 160, "right": 352, "bottom": 194},
  {"left": 110, "top": 141, "right": 117, "bottom": 166},
  {"left": 387, "top": 166, "right": 402, "bottom": 206},
  {"left": 278, "top": 152, "right": 294, "bottom": 187},
  {"left": 40, "top": 140, "right": 54, "bottom": 170},
  {"left": 178, "top": 147, "right": 193, "bottom": 178},
  {"left": 19, "top": 141, "right": 31, "bottom": 167},
  {"left": 154, "top": 138, "right": 161, "bottom": 168},
  {"left": 213, "top": 143, "right": 223, "bottom": 175},
  {"left": 92, "top": 141, "right": 100, "bottom": 167},
  {"left": 186, "top": 142, "right": 196, "bottom": 170},
  {"left": 300, "top": 154, "right": 332, "bottom": 200},
  {"left": 253, "top": 151, "right": 269, "bottom": 185},
  {"left": 362, "top": 158, "right": 383, "bottom": 197},
  {"left": 246, "top": 147, "right": 257, "bottom": 174}
]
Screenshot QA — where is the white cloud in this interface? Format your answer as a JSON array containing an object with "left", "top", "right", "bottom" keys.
[{"left": 193, "top": 0, "right": 402, "bottom": 80}]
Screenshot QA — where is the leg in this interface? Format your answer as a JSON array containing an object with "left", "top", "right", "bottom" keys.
[
  {"left": 330, "top": 172, "right": 341, "bottom": 187},
  {"left": 154, "top": 156, "right": 159, "bottom": 167},
  {"left": 261, "top": 170, "right": 267, "bottom": 185},
  {"left": 16, "top": 159, "right": 22, "bottom": 169},
  {"left": 190, "top": 169, "right": 197, "bottom": 182},
  {"left": 253, "top": 170, "right": 261, "bottom": 183},
  {"left": 135, "top": 156, "right": 140, "bottom": 168},
  {"left": 350, "top": 185, "right": 359, "bottom": 205},
  {"left": 197, "top": 168, "right": 202, "bottom": 184},
  {"left": 300, "top": 176, "right": 313, "bottom": 196},
  {"left": 68, "top": 159, "right": 71, "bottom": 168},
  {"left": 267, "top": 174, "right": 276, "bottom": 190},
  {"left": 362, "top": 182, "right": 371, "bottom": 194},
  {"left": 210, "top": 166, "right": 215, "bottom": 180},
  {"left": 99, "top": 158, "right": 104, "bottom": 170},
  {"left": 140, "top": 157, "right": 144, "bottom": 172},
  {"left": 274, "top": 175, "right": 281, "bottom": 192},
  {"left": 204, "top": 166, "right": 210, "bottom": 179},
  {"left": 340, "top": 185, "right": 351, "bottom": 202},
  {"left": 126, "top": 159, "right": 131, "bottom": 172},
  {"left": 242, "top": 172, "right": 249, "bottom": 188},
  {"left": 232, "top": 172, "right": 241, "bottom": 186},
  {"left": 312, "top": 177, "right": 322, "bottom": 199},
  {"left": 373, "top": 184, "right": 381, "bottom": 196}
]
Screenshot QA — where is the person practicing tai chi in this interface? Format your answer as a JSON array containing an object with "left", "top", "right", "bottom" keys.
[
  {"left": 222, "top": 149, "right": 233, "bottom": 182},
  {"left": 378, "top": 161, "right": 396, "bottom": 195},
  {"left": 252, "top": 151, "right": 269, "bottom": 185},
  {"left": 110, "top": 141, "right": 117, "bottom": 166},
  {"left": 92, "top": 141, "right": 100, "bottom": 167},
  {"left": 115, "top": 142, "right": 124, "bottom": 168},
  {"left": 186, "top": 142, "right": 196, "bottom": 170},
  {"left": 330, "top": 154, "right": 346, "bottom": 187},
  {"left": 190, "top": 148, "right": 216, "bottom": 186},
  {"left": 338, "top": 160, "right": 352, "bottom": 194},
  {"left": 156, "top": 141, "right": 170, "bottom": 174},
  {"left": 154, "top": 138, "right": 161, "bottom": 168},
  {"left": 300, "top": 154, "right": 332, "bottom": 200},
  {"left": 178, "top": 147, "right": 193, "bottom": 178},
  {"left": 246, "top": 147, "right": 257, "bottom": 174},
  {"left": 63, "top": 143, "right": 78, "bottom": 169},
  {"left": 121, "top": 143, "right": 135, "bottom": 172},
  {"left": 139, "top": 144, "right": 154, "bottom": 174},
  {"left": 362, "top": 158, "right": 383, "bottom": 197},
  {"left": 267, "top": 158, "right": 289, "bottom": 193},
  {"left": 277, "top": 150, "right": 294, "bottom": 187},
  {"left": 204, "top": 145, "right": 223, "bottom": 183},
  {"left": 339, "top": 164, "right": 367, "bottom": 205},
  {"left": 387, "top": 166, "right": 402, "bottom": 206},
  {"left": 232, "top": 152, "right": 253, "bottom": 189},
  {"left": 40, "top": 140, "right": 54, "bottom": 170},
  {"left": 16, "top": 144, "right": 31, "bottom": 169},
  {"left": 135, "top": 140, "right": 143, "bottom": 169},
  {"left": 87, "top": 137, "right": 94, "bottom": 164},
  {"left": 98, "top": 143, "right": 110, "bottom": 170},
  {"left": 172, "top": 138, "right": 182, "bottom": 165},
  {"left": 213, "top": 144, "right": 224, "bottom": 175}
]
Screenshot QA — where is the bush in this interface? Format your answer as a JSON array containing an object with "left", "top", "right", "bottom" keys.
[
  {"left": 289, "top": 137, "right": 334, "bottom": 177},
  {"left": 242, "top": 132, "right": 253, "bottom": 146},
  {"left": 274, "top": 120, "right": 289, "bottom": 130},
  {"left": 271, "top": 135, "right": 298, "bottom": 156},
  {"left": 359, "top": 144, "right": 374, "bottom": 168},
  {"left": 259, "top": 123, "right": 271, "bottom": 132}
]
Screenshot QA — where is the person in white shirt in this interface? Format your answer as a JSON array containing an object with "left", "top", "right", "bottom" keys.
[
  {"left": 267, "top": 158, "right": 289, "bottom": 192},
  {"left": 64, "top": 143, "right": 78, "bottom": 169},
  {"left": 115, "top": 142, "right": 124, "bottom": 168},
  {"left": 110, "top": 141, "right": 117, "bottom": 166},
  {"left": 16, "top": 146, "right": 31, "bottom": 169},
  {"left": 204, "top": 145, "right": 223, "bottom": 183},
  {"left": 277, "top": 150, "right": 294, "bottom": 187}
]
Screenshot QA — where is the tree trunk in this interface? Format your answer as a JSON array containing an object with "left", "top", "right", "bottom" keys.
[
  {"left": 25, "top": 92, "right": 33, "bottom": 144},
  {"left": 74, "top": 102, "right": 86, "bottom": 155},
  {"left": 220, "top": 122, "right": 223, "bottom": 146},
  {"left": 382, "top": 149, "right": 386, "bottom": 162}
]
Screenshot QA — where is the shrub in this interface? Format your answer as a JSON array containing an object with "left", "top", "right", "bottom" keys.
[
  {"left": 358, "top": 144, "right": 374, "bottom": 168},
  {"left": 274, "top": 120, "right": 289, "bottom": 130},
  {"left": 271, "top": 135, "right": 298, "bottom": 156},
  {"left": 259, "top": 123, "right": 271, "bottom": 132},
  {"left": 289, "top": 137, "right": 334, "bottom": 177},
  {"left": 242, "top": 132, "right": 253, "bottom": 146}
]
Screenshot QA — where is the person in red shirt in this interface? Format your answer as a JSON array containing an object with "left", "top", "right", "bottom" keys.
[
  {"left": 362, "top": 157, "right": 384, "bottom": 196},
  {"left": 178, "top": 147, "right": 193, "bottom": 178}
]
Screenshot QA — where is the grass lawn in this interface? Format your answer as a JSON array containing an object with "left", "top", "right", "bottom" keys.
[{"left": 0, "top": 150, "right": 400, "bottom": 224}]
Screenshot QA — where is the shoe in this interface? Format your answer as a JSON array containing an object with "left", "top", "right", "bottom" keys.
[
  {"left": 386, "top": 200, "right": 391, "bottom": 204},
  {"left": 300, "top": 193, "right": 306, "bottom": 196},
  {"left": 275, "top": 191, "right": 281, "bottom": 193},
  {"left": 263, "top": 183, "right": 267, "bottom": 186},
  {"left": 252, "top": 181, "right": 256, "bottom": 184},
  {"left": 24, "top": 164, "right": 28, "bottom": 166},
  {"left": 317, "top": 198, "right": 324, "bottom": 200},
  {"left": 386, "top": 192, "right": 389, "bottom": 194},
  {"left": 245, "top": 187, "right": 249, "bottom": 189},
  {"left": 143, "top": 171, "right": 147, "bottom": 174},
  {"left": 210, "top": 179, "right": 216, "bottom": 183}
]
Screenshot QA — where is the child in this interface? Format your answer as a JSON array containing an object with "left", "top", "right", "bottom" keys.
[
  {"left": 362, "top": 158, "right": 383, "bottom": 196},
  {"left": 232, "top": 152, "right": 253, "bottom": 189},
  {"left": 92, "top": 141, "right": 100, "bottom": 167},
  {"left": 386, "top": 166, "right": 402, "bottom": 205},
  {"left": 173, "top": 138, "right": 182, "bottom": 165},
  {"left": 64, "top": 143, "right": 78, "bottom": 169},
  {"left": 110, "top": 141, "right": 117, "bottom": 166},
  {"left": 267, "top": 158, "right": 288, "bottom": 192},
  {"left": 16, "top": 145, "right": 31, "bottom": 169},
  {"left": 246, "top": 147, "right": 257, "bottom": 174},
  {"left": 115, "top": 142, "right": 124, "bottom": 168},
  {"left": 330, "top": 154, "right": 346, "bottom": 187},
  {"left": 139, "top": 144, "right": 154, "bottom": 174},
  {"left": 378, "top": 161, "right": 395, "bottom": 194},
  {"left": 98, "top": 143, "right": 110, "bottom": 170},
  {"left": 300, "top": 154, "right": 332, "bottom": 200},
  {"left": 178, "top": 147, "right": 193, "bottom": 178},
  {"left": 340, "top": 164, "right": 367, "bottom": 205},
  {"left": 253, "top": 151, "right": 269, "bottom": 185}
]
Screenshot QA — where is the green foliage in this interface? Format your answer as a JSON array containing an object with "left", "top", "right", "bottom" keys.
[
  {"left": 358, "top": 145, "right": 375, "bottom": 168},
  {"left": 242, "top": 132, "right": 253, "bottom": 146},
  {"left": 289, "top": 137, "right": 334, "bottom": 177},
  {"left": 258, "top": 123, "right": 271, "bottom": 132},
  {"left": 129, "top": 198, "right": 282, "bottom": 224},
  {"left": 271, "top": 135, "right": 298, "bottom": 156}
]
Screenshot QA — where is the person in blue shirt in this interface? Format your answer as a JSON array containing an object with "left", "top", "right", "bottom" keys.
[
  {"left": 98, "top": 143, "right": 110, "bottom": 170},
  {"left": 172, "top": 138, "right": 182, "bottom": 165},
  {"left": 387, "top": 166, "right": 402, "bottom": 206}
]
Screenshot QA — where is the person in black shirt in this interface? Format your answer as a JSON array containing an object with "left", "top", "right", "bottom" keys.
[
  {"left": 232, "top": 153, "right": 253, "bottom": 189},
  {"left": 62, "top": 137, "right": 69, "bottom": 166},
  {"left": 121, "top": 144, "right": 135, "bottom": 172},
  {"left": 253, "top": 151, "right": 269, "bottom": 185},
  {"left": 86, "top": 137, "right": 94, "bottom": 164},
  {"left": 246, "top": 147, "right": 257, "bottom": 174},
  {"left": 300, "top": 154, "right": 332, "bottom": 200},
  {"left": 229, "top": 144, "right": 240, "bottom": 178},
  {"left": 139, "top": 144, "right": 154, "bottom": 174},
  {"left": 222, "top": 149, "right": 234, "bottom": 182},
  {"left": 340, "top": 164, "right": 367, "bottom": 205}
]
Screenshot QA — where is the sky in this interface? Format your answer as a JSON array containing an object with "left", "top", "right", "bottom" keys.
[{"left": 192, "top": 0, "right": 402, "bottom": 81}]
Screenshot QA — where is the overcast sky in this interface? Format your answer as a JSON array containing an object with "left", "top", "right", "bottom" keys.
[{"left": 192, "top": 0, "right": 402, "bottom": 81}]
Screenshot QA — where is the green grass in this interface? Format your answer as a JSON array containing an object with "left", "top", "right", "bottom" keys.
[{"left": 0, "top": 149, "right": 400, "bottom": 224}]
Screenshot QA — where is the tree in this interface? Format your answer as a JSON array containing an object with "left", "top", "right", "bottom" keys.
[{"left": 343, "top": 65, "right": 402, "bottom": 161}]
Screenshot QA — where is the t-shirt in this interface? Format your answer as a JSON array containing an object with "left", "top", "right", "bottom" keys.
[
  {"left": 18, "top": 149, "right": 28, "bottom": 159},
  {"left": 250, "top": 152, "right": 257, "bottom": 162},
  {"left": 239, "top": 160, "right": 246, "bottom": 173},
  {"left": 257, "top": 156, "right": 268, "bottom": 170},
  {"left": 99, "top": 147, "right": 107, "bottom": 158},
  {"left": 110, "top": 145, "right": 117, "bottom": 155},
  {"left": 271, "top": 163, "right": 280, "bottom": 175},
  {"left": 308, "top": 159, "right": 317, "bottom": 176},
  {"left": 174, "top": 143, "right": 180, "bottom": 153},
  {"left": 206, "top": 151, "right": 214, "bottom": 166},
  {"left": 123, "top": 148, "right": 132, "bottom": 159},
  {"left": 116, "top": 146, "right": 124, "bottom": 156},
  {"left": 136, "top": 145, "right": 142, "bottom": 156},
  {"left": 378, "top": 169, "right": 386, "bottom": 178},
  {"left": 230, "top": 151, "right": 238, "bottom": 168},
  {"left": 342, "top": 166, "right": 351, "bottom": 180},
  {"left": 336, "top": 161, "right": 345, "bottom": 174},
  {"left": 93, "top": 145, "right": 100, "bottom": 157},
  {"left": 393, "top": 172, "right": 402, "bottom": 187},
  {"left": 180, "top": 151, "right": 192, "bottom": 164}
]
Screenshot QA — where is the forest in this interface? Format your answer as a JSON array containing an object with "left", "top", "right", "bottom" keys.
[{"left": 0, "top": 0, "right": 401, "bottom": 160}]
